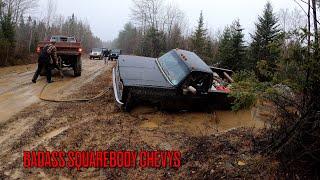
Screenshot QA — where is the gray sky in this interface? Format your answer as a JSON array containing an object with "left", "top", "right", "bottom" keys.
[{"left": 38, "top": 0, "right": 298, "bottom": 41}]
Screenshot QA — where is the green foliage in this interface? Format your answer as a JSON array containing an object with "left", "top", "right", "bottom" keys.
[
  {"left": 0, "top": 4, "right": 16, "bottom": 66},
  {"left": 217, "top": 20, "right": 246, "bottom": 71},
  {"left": 0, "top": 11, "right": 15, "bottom": 43},
  {"left": 116, "top": 23, "right": 139, "bottom": 54},
  {"left": 250, "top": 2, "right": 282, "bottom": 76},
  {"left": 230, "top": 70, "right": 270, "bottom": 111},
  {"left": 191, "top": 11, "right": 207, "bottom": 57},
  {"left": 274, "top": 40, "right": 307, "bottom": 91},
  {"left": 141, "top": 27, "right": 165, "bottom": 57},
  {"left": 217, "top": 27, "right": 233, "bottom": 67},
  {"left": 0, "top": 10, "right": 104, "bottom": 66}
]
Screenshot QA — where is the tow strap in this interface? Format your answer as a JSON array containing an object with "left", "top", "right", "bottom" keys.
[{"left": 39, "top": 81, "right": 110, "bottom": 103}]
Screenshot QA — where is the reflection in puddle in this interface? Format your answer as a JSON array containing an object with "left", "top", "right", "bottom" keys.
[{"left": 134, "top": 106, "right": 267, "bottom": 136}]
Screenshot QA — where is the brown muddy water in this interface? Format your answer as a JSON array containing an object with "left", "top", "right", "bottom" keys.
[{"left": 132, "top": 106, "right": 267, "bottom": 136}]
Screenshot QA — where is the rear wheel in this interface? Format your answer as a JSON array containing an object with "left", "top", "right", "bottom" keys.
[{"left": 74, "top": 56, "right": 82, "bottom": 77}]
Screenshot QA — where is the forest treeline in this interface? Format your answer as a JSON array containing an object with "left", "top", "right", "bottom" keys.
[
  {"left": 114, "top": 0, "right": 305, "bottom": 73},
  {"left": 0, "top": 0, "right": 103, "bottom": 66}
]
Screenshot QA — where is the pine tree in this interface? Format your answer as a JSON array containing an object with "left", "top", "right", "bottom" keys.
[
  {"left": 117, "top": 23, "right": 138, "bottom": 54},
  {"left": 0, "top": 9, "right": 15, "bottom": 65},
  {"left": 250, "top": 2, "right": 281, "bottom": 70},
  {"left": 231, "top": 20, "right": 246, "bottom": 70},
  {"left": 217, "top": 27, "right": 233, "bottom": 69},
  {"left": 191, "top": 11, "right": 207, "bottom": 57},
  {"left": 141, "top": 27, "right": 165, "bottom": 57},
  {"left": 217, "top": 20, "right": 246, "bottom": 71},
  {"left": 204, "top": 38, "right": 214, "bottom": 65}
]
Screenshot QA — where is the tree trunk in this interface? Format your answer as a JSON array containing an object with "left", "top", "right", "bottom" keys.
[{"left": 312, "top": 0, "right": 318, "bottom": 54}]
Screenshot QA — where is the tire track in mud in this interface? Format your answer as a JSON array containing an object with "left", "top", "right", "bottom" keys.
[
  {"left": 0, "top": 61, "right": 112, "bottom": 176},
  {"left": 0, "top": 58, "right": 109, "bottom": 124},
  {"left": 0, "top": 64, "right": 117, "bottom": 178}
]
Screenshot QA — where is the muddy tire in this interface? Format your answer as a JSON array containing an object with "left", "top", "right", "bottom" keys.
[{"left": 74, "top": 56, "right": 82, "bottom": 77}]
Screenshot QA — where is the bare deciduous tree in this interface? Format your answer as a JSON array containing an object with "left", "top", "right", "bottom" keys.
[
  {"left": 131, "top": 0, "right": 164, "bottom": 31},
  {"left": 2, "top": 0, "right": 38, "bottom": 24},
  {"left": 44, "top": 0, "right": 56, "bottom": 29}
]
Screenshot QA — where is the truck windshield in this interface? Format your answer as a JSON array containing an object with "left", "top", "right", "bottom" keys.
[
  {"left": 67, "top": 37, "right": 76, "bottom": 42},
  {"left": 158, "top": 51, "right": 189, "bottom": 86}
]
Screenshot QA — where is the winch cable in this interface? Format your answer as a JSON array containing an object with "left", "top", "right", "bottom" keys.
[{"left": 39, "top": 79, "right": 110, "bottom": 103}]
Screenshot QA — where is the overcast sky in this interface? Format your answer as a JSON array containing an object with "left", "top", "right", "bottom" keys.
[{"left": 37, "top": 0, "right": 298, "bottom": 42}]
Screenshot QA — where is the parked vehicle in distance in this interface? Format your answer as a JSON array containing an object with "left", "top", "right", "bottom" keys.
[
  {"left": 112, "top": 49, "right": 234, "bottom": 111},
  {"left": 89, "top": 48, "right": 104, "bottom": 60},
  {"left": 108, "top": 49, "right": 122, "bottom": 61},
  {"left": 36, "top": 35, "right": 82, "bottom": 77}
]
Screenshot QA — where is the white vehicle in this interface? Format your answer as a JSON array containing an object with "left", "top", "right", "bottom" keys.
[{"left": 89, "top": 48, "right": 104, "bottom": 60}]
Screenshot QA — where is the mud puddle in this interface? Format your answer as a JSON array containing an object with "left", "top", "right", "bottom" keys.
[{"left": 134, "top": 106, "right": 265, "bottom": 136}]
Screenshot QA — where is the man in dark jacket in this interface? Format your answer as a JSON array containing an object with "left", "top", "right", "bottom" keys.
[{"left": 32, "top": 42, "right": 62, "bottom": 83}]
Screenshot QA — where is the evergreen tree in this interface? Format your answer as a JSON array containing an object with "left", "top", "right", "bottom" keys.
[
  {"left": 231, "top": 20, "right": 246, "bottom": 70},
  {"left": 204, "top": 37, "right": 214, "bottom": 65},
  {"left": 191, "top": 11, "right": 207, "bottom": 57},
  {"left": 0, "top": 8, "right": 15, "bottom": 65},
  {"left": 217, "top": 27, "right": 233, "bottom": 69},
  {"left": 117, "top": 23, "right": 138, "bottom": 54},
  {"left": 217, "top": 20, "right": 246, "bottom": 71},
  {"left": 250, "top": 2, "right": 282, "bottom": 73},
  {"left": 141, "top": 27, "right": 165, "bottom": 57}
]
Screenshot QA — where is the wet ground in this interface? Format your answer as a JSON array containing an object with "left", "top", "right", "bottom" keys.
[
  {"left": 0, "top": 58, "right": 107, "bottom": 123},
  {"left": 0, "top": 59, "right": 276, "bottom": 179}
]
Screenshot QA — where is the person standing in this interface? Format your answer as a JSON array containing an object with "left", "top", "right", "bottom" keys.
[{"left": 32, "top": 41, "right": 62, "bottom": 83}]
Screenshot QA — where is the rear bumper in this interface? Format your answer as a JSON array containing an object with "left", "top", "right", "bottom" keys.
[
  {"left": 57, "top": 52, "right": 81, "bottom": 56},
  {"left": 112, "top": 68, "right": 124, "bottom": 107},
  {"left": 109, "top": 55, "right": 119, "bottom": 58},
  {"left": 90, "top": 55, "right": 102, "bottom": 58}
]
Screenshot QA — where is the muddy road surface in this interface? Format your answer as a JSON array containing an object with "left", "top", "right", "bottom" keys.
[
  {"left": 0, "top": 58, "right": 108, "bottom": 123},
  {"left": 0, "top": 60, "right": 274, "bottom": 179}
]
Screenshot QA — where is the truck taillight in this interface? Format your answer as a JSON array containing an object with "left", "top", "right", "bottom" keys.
[
  {"left": 78, "top": 48, "right": 83, "bottom": 52},
  {"left": 36, "top": 47, "right": 40, "bottom": 53}
]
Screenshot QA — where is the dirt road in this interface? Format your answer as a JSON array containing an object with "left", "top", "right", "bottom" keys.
[
  {"left": 0, "top": 59, "right": 275, "bottom": 179},
  {"left": 0, "top": 58, "right": 108, "bottom": 123}
]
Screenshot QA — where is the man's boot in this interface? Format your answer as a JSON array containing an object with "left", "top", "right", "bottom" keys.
[{"left": 32, "top": 73, "right": 38, "bottom": 83}]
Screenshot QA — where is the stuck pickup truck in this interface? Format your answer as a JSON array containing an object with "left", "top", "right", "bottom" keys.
[
  {"left": 36, "top": 35, "right": 83, "bottom": 76},
  {"left": 113, "top": 49, "right": 234, "bottom": 111}
]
